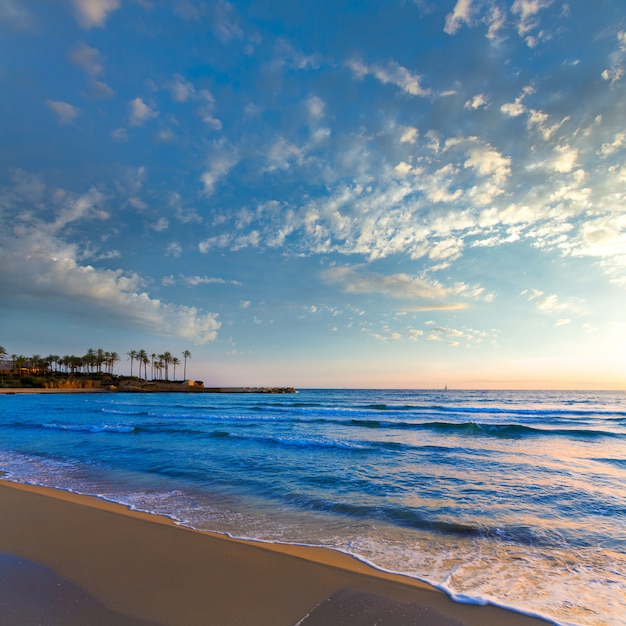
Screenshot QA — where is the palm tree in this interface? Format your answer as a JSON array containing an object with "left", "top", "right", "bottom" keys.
[
  {"left": 137, "top": 350, "right": 148, "bottom": 380},
  {"left": 150, "top": 353, "right": 157, "bottom": 380},
  {"left": 0, "top": 346, "right": 7, "bottom": 381},
  {"left": 160, "top": 352, "right": 173, "bottom": 381},
  {"left": 84, "top": 349, "right": 96, "bottom": 373},
  {"left": 171, "top": 356, "right": 180, "bottom": 381},
  {"left": 96, "top": 348, "right": 106, "bottom": 373},
  {"left": 108, "top": 352, "right": 120, "bottom": 374},
  {"left": 12, "top": 355, "right": 25, "bottom": 378},
  {"left": 127, "top": 350, "right": 137, "bottom": 377},
  {"left": 182, "top": 350, "right": 191, "bottom": 380},
  {"left": 11, "top": 355, "right": 21, "bottom": 378},
  {"left": 30, "top": 355, "right": 41, "bottom": 374},
  {"left": 69, "top": 356, "right": 82, "bottom": 375}
]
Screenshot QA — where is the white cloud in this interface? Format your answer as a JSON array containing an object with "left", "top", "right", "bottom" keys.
[
  {"left": 486, "top": 5, "right": 506, "bottom": 40},
  {"left": 168, "top": 74, "right": 195, "bottom": 102},
  {"left": 501, "top": 100, "right": 526, "bottom": 117},
  {"left": 212, "top": 0, "right": 243, "bottom": 43},
  {"left": 70, "top": 43, "right": 104, "bottom": 75},
  {"left": 0, "top": 225, "right": 220, "bottom": 345},
  {"left": 599, "top": 131, "right": 626, "bottom": 156},
  {"left": 521, "top": 289, "right": 583, "bottom": 315},
  {"left": 129, "top": 98, "right": 158, "bottom": 126},
  {"left": 394, "top": 161, "right": 413, "bottom": 177},
  {"left": 165, "top": 79, "right": 222, "bottom": 128},
  {"left": 527, "top": 109, "right": 569, "bottom": 140},
  {"left": 461, "top": 139, "right": 511, "bottom": 184},
  {"left": 152, "top": 217, "right": 169, "bottom": 232},
  {"left": 602, "top": 66, "right": 624, "bottom": 85},
  {"left": 46, "top": 100, "right": 79, "bottom": 125},
  {"left": 201, "top": 146, "right": 237, "bottom": 195},
  {"left": 501, "top": 87, "right": 569, "bottom": 140},
  {"left": 464, "top": 93, "right": 489, "bottom": 110},
  {"left": 551, "top": 145, "right": 578, "bottom": 173},
  {"left": 570, "top": 213, "right": 626, "bottom": 262},
  {"left": 173, "top": 205, "right": 202, "bottom": 224},
  {"left": 90, "top": 80, "right": 114, "bottom": 99},
  {"left": 273, "top": 38, "right": 322, "bottom": 70},
  {"left": 231, "top": 230, "right": 261, "bottom": 250},
  {"left": 264, "top": 137, "right": 305, "bottom": 172},
  {"left": 320, "top": 266, "right": 476, "bottom": 311},
  {"left": 198, "top": 234, "right": 232, "bottom": 253},
  {"left": 408, "top": 328, "right": 424, "bottom": 340},
  {"left": 164, "top": 274, "right": 243, "bottom": 287},
  {"left": 52, "top": 188, "right": 108, "bottom": 231},
  {"left": 0, "top": 177, "right": 220, "bottom": 344},
  {"left": 399, "top": 126, "right": 419, "bottom": 144},
  {"left": 347, "top": 59, "right": 431, "bottom": 97},
  {"left": 306, "top": 95, "right": 325, "bottom": 120},
  {"left": 166, "top": 242, "right": 182, "bottom": 257},
  {"left": 444, "top": 0, "right": 474, "bottom": 35},
  {"left": 511, "top": 0, "right": 554, "bottom": 42},
  {"left": 198, "top": 89, "right": 222, "bottom": 129},
  {"left": 72, "top": 0, "right": 121, "bottom": 29}
]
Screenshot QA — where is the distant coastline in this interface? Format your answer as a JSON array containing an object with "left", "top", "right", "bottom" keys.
[
  {"left": 0, "top": 349, "right": 295, "bottom": 394},
  {"left": 0, "top": 381, "right": 296, "bottom": 394}
]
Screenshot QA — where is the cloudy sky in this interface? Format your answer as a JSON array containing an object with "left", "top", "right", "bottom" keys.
[{"left": 1, "top": 0, "right": 625, "bottom": 389}]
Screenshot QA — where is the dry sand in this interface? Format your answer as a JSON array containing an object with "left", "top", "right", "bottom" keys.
[{"left": 0, "top": 481, "right": 552, "bottom": 625}]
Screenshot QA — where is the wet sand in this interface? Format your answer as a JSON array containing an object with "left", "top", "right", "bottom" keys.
[{"left": 0, "top": 481, "right": 552, "bottom": 625}]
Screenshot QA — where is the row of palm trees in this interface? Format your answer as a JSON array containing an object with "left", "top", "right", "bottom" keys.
[
  {"left": 127, "top": 349, "right": 192, "bottom": 381},
  {"left": 0, "top": 346, "right": 192, "bottom": 382}
]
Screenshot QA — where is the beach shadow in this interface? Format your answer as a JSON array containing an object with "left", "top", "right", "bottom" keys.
[
  {"left": 0, "top": 553, "right": 156, "bottom": 626},
  {"left": 296, "top": 587, "right": 464, "bottom": 626}
]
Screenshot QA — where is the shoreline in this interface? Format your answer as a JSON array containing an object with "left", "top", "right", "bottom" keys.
[
  {"left": 0, "top": 386, "right": 296, "bottom": 394},
  {"left": 0, "top": 480, "right": 552, "bottom": 625},
  {"left": 0, "top": 387, "right": 110, "bottom": 394}
]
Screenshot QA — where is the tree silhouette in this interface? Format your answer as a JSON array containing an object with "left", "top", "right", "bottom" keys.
[
  {"left": 127, "top": 350, "right": 137, "bottom": 377},
  {"left": 182, "top": 349, "right": 191, "bottom": 380},
  {"left": 137, "top": 349, "right": 148, "bottom": 380}
]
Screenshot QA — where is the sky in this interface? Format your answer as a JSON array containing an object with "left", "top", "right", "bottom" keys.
[{"left": 1, "top": 0, "right": 625, "bottom": 389}]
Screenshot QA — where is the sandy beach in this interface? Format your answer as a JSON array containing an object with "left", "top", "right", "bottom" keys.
[
  {"left": 0, "top": 481, "right": 551, "bottom": 625},
  {"left": 0, "top": 388, "right": 109, "bottom": 394}
]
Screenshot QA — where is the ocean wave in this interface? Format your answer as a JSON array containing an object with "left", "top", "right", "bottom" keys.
[
  {"left": 42, "top": 422, "right": 137, "bottom": 434},
  {"left": 212, "top": 431, "right": 370, "bottom": 451},
  {"left": 593, "top": 457, "right": 626, "bottom": 468},
  {"left": 100, "top": 408, "right": 151, "bottom": 416},
  {"left": 6, "top": 414, "right": 620, "bottom": 441},
  {"left": 359, "top": 402, "right": 626, "bottom": 419},
  {"left": 286, "top": 497, "right": 569, "bottom": 547},
  {"left": 348, "top": 418, "right": 620, "bottom": 439}
]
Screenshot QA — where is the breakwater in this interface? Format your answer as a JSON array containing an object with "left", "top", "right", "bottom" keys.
[{"left": 203, "top": 387, "right": 296, "bottom": 394}]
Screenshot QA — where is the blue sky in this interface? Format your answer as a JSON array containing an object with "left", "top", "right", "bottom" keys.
[{"left": 1, "top": 0, "right": 625, "bottom": 389}]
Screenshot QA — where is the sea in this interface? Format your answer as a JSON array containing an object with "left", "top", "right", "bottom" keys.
[{"left": 1, "top": 388, "right": 625, "bottom": 626}]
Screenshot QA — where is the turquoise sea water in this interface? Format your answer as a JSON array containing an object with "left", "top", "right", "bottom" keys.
[{"left": 1, "top": 389, "right": 625, "bottom": 625}]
